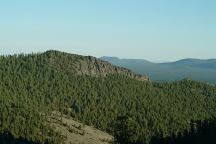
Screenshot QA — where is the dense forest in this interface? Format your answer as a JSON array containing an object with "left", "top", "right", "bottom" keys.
[{"left": 0, "top": 50, "right": 216, "bottom": 143}]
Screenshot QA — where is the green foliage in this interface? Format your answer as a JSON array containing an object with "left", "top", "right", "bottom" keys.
[
  {"left": 114, "top": 116, "right": 139, "bottom": 144},
  {"left": 0, "top": 51, "right": 216, "bottom": 143}
]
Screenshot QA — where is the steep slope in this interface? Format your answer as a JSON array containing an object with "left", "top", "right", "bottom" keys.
[
  {"left": 43, "top": 50, "right": 149, "bottom": 81},
  {"left": 100, "top": 57, "right": 216, "bottom": 83},
  {"left": 49, "top": 112, "right": 113, "bottom": 144}
]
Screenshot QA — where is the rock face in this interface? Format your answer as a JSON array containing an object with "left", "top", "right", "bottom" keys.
[{"left": 43, "top": 50, "right": 150, "bottom": 81}]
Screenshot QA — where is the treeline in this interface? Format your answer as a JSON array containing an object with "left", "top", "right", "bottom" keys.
[{"left": 0, "top": 51, "right": 216, "bottom": 143}]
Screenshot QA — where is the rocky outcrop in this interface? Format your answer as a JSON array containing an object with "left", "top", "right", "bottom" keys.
[{"left": 43, "top": 50, "right": 150, "bottom": 82}]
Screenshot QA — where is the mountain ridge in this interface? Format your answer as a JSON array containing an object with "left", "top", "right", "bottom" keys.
[
  {"left": 101, "top": 56, "right": 216, "bottom": 66},
  {"left": 100, "top": 56, "right": 216, "bottom": 83},
  {"left": 42, "top": 50, "right": 150, "bottom": 81}
]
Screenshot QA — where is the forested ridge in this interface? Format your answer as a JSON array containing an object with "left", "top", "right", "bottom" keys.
[{"left": 0, "top": 50, "right": 216, "bottom": 143}]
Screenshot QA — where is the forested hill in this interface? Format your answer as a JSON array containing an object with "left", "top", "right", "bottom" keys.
[
  {"left": 42, "top": 50, "right": 149, "bottom": 81},
  {"left": 0, "top": 50, "right": 216, "bottom": 144}
]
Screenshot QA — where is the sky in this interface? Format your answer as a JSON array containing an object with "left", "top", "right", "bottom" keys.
[{"left": 0, "top": 0, "right": 215, "bottom": 61}]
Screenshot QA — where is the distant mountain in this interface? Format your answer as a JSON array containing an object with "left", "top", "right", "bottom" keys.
[
  {"left": 100, "top": 56, "right": 216, "bottom": 83},
  {"left": 162, "top": 58, "right": 216, "bottom": 69}
]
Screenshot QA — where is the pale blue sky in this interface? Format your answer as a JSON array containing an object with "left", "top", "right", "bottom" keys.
[{"left": 0, "top": 0, "right": 215, "bottom": 61}]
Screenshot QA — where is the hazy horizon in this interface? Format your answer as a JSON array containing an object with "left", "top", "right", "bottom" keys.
[{"left": 0, "top": 49, "right": 216, "bottom": 63}]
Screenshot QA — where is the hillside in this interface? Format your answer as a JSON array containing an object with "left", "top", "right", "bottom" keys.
[
  {"left": 0, "top": 50, "right": 216, "bottom": 144},
  {"left": 43, "top": 50, "right": 149, "bottom": 81},
  {"left": 48, "top": 112, "right": 113, "bottom": 144},
  {"left": 100, "top": 57, "right": 216, "bottom": 83}
]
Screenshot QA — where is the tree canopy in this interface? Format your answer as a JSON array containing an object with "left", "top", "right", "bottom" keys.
[{"left": 0, "top": 51, "right": 216, "bottom": 143}]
